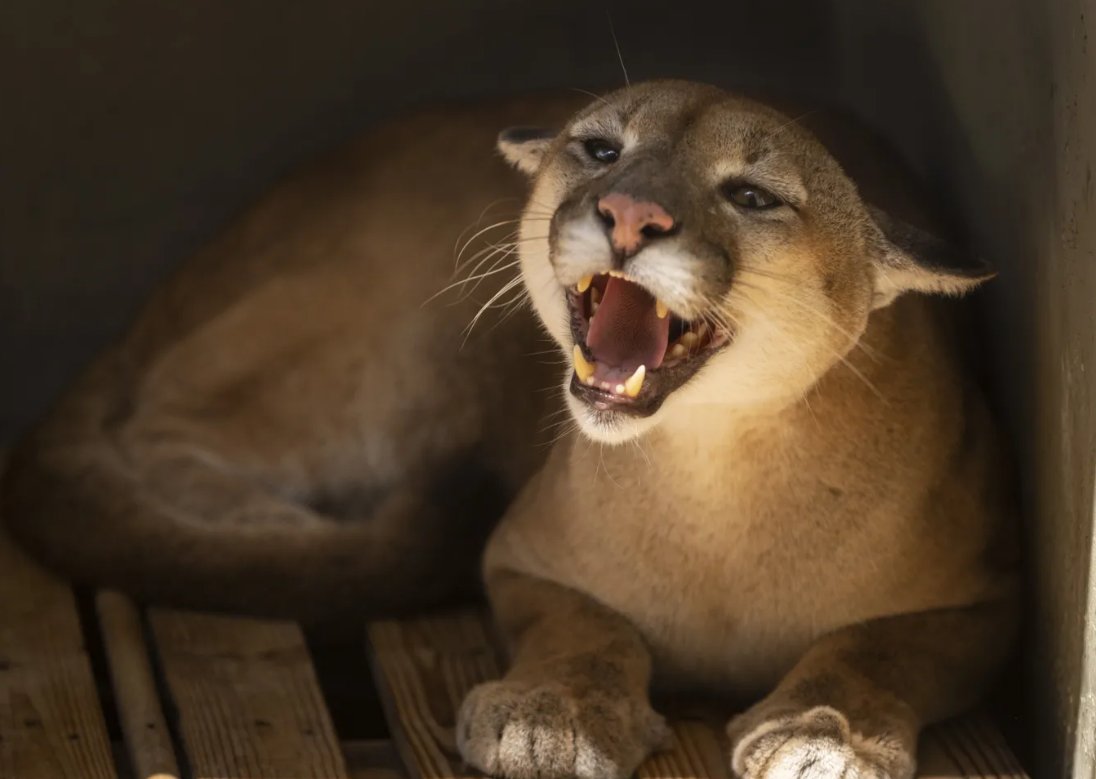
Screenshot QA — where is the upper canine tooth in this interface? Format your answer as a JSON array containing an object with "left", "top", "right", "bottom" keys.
[
  {"left": 656, "top": 300, "right": 669, "bottom": 319},
  {"left": 623, "top": 364, "right": 646, "bottom": 398},
  {"left": 576, "top": 275, "right": 593, "bottom": 293},
  {"left": 572, "top": 345, "right": 595, "bottom": 383}
]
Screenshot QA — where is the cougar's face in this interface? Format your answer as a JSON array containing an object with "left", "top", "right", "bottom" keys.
[{"left": 509, "top": 83, "right": 912, "bottom": 442}]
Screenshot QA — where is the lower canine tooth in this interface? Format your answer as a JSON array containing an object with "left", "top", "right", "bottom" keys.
[
  {"left": 572, "top": 344, "right": 595, "bottom": 382},
  {"left": 623, "top": 364, "right": 646, "bottom": 398},
  {"left": 670, "top": 343, "right": 686, "bottom": 359},
  {"left": 656, "top": 300, "right": 669, "bottom": 319},
  {"left": 576, "top": 275, "right": 593, "bottom": 293}
]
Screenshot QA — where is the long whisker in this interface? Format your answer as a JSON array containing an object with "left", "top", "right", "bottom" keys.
[
  {"left": 771, "top": 108, "right": 823, "bottom": 138},
  {"left": 607, "top": 12, "right": 630, "bottom": 86},
  {"left": 728, "top": 285, "right": 885, "bottom": 401},
  {"left": 462, "top": 275, "right": 529, "bottom": 344},
  {"left": 453, "top": 215, "right": 548, "bottom": 265},
  {"left": 734, "top": 269, "right": 884, "bottom": 362},
  {"left": 569, "top": 87, "right": 611, "bottom": 108},
  {"left": 452, "top": 197, "right": 523, "bottom": 259},
  {"left": 455, "top": 219, "right": 522, "bottom": 267},
  {"left": 423, "top": 258, "right": 521, "bottom": 306}
]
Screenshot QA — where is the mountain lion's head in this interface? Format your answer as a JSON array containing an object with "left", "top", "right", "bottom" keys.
[{"left": 500, "top": 81, "right": 991, "bottom": 443}]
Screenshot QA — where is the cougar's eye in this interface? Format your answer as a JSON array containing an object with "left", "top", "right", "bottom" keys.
[
  {"left": 583, "top": 138, "right": 621, "bottom": 164},
  {"left": 723, "top": 183, "right": 782, "bottom": 210}
]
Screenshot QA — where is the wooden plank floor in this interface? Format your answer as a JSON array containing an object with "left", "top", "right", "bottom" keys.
[
  {"left": 366, "top": 611, "right": 1031, "bottom": 779},
  {"left": 0, "top": 529, "right": 117, "bottom": 779},
  {"left": 0, "top": 472, "right": 1030, "bottom": 779},
  {"left": 148, "top": 610, "right": 349, "bottom": 779}
]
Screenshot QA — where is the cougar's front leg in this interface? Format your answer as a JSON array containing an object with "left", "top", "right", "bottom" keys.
[
  {"left": 727, "top": 597, "right": 1017, "bottom": 779},
  {"left": 458, "top": 571, "right": 669, "bottom": 779}
]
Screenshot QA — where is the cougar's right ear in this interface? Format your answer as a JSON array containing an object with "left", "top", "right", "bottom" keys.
[{"left": 497, "top": 127, "right": 557, "bottom": 176}]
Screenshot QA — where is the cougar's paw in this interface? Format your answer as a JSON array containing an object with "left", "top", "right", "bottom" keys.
[
  {"left": 457, "top": 679, "right": 669, "bottom": 779},
  {"left": 727, "top": 706, "right": 914, "bottom": 779}
]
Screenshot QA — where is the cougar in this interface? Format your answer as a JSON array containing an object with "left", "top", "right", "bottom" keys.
[{"left": 2, "top": 81, "right": 1017, "bottom": 779}]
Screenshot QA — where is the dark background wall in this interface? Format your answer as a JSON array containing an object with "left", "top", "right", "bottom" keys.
[
  {"left": 1, "top": 3, "right": 1092, "bottom": 777},
  {"left": 831, "top": 5, "right": 1095, "bottom": 777},
  {"left": 0, "top": 1, "right": 837, "bottom": 441}
]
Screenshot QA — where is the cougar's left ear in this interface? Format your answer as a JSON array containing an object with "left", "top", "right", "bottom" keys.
[
  {"left": 497, "top": 126, "right": 556, "bottom": 176},
  {"left": 868, "top": 206, "right": 996, "bottom": 309}
]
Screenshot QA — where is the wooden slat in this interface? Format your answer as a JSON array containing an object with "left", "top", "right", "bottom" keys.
[
  {"left": 638, "top": 720, "right": 727, "bottom": 779},
  {"left": 96, "top": 590, "right": 181, "bottom": 779},
  {"left": 149, "top": 608, "right": 349, "bottom": 778},
  {"left": 367, "top": 611, "right": 1028, "bottom": 779},
  {"left": 0, "top": 528, "right": 117, "bottom": 778},
  {"left": 367, "top": 612, "right": 500, "bottom": 779},
  {"left": 920, "top": 714, "right": 1029, "bottom": 779}
]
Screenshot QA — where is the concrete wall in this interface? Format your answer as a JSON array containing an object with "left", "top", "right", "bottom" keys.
[
  {"left": 1, "top": 2, "right": 1092, "bottom": 776},
  {"left": 0, "top": 0, "right": 836, "bottom": 440},
  {"left": 831, "top": 4, "right": 1095, "bottom": 776}
]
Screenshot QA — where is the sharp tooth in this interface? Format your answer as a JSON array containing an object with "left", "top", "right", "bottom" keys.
[
  {"left": 623, "top": 364, "right": 646, "bottom": 398},
  {"left": 572, "top": 345, "right": 595, "bottom": 383},
  {"left": 680, "top": 331, "right": 699, "bottom": 349},
  {"left": 576, "top": 275, "right": 593, "bottom": 293},
  {"left": 656, "top": 300, "right": 669, "bottom": 319},
  {"left": 695, "top": 321, "right": 709, "bottom": 338},
  {"left": 608, "top": 270, "right": 625, "bottom": 278},
  {"left": 669, "top": 343, "right": 687, "bottom": 359}
]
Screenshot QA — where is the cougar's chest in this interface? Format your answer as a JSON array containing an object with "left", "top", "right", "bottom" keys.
[{"left": 499, "top": 432, "right": 862, "bottom": 697}]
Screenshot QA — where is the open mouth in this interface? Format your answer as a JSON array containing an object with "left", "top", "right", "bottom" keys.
[{"left": 568, "top": 272, "right": 730, "bottom": 416}]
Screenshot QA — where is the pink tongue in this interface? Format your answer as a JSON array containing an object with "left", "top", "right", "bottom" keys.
[{"left": 586, "top": 277, "right": 669, "bottom": 371}]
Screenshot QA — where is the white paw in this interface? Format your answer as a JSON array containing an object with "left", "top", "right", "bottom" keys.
[
  {"left": 728, "top": 706, "right": 914, "bottom": 779},
  {"left": 457, "top": 679, "right": 669, "bottom": 779}
]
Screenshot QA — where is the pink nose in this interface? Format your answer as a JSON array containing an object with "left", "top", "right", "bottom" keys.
[{"left": 596, "top": 193, "right": 676, "bottom": 257}]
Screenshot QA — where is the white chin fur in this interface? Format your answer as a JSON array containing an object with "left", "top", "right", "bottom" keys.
[{"left": 565, "top": 390, "right": 661, "bottom": 444}]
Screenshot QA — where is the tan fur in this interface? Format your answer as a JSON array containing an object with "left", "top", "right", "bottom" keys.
[
  {"left": 457, "top": 82, "right": 1018, "bottom": 779},
  {"left": 0, "top": 96, "right": 585, "bottom": 619},
  {"left": 2, "top": 81, "right": 1017, "bottom": 778}
]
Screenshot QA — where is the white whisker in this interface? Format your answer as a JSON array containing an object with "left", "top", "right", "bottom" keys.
[{"left": 607, "top": 13, "right": 630, "bottom": 86}]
